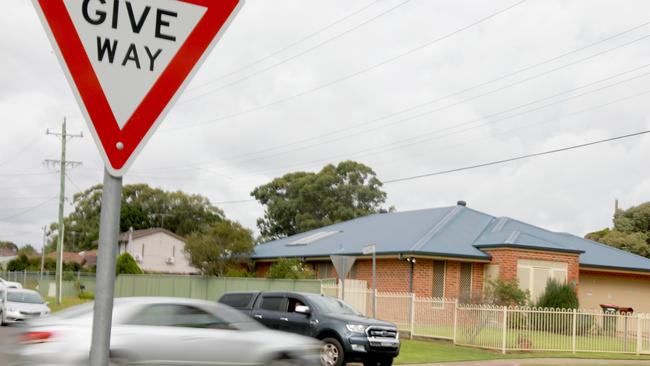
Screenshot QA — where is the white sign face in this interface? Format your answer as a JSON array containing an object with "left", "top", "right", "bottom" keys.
[
  {"left": 63, "top": 0, "right": 206, "bottom": 129},
  {"left": 362, "top": 244, "right": 376, "bottom": 255},
  {"left": 32, "top": 0, "right": 242, "bottom": 176}
]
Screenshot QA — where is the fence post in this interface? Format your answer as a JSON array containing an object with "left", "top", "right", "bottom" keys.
[
  {"left": 453, "top": 299, "right": 458, "bottom": 344},
  {"left": 501, "top": 306, "right": 507, "bottom": 355},
  {"left": 637, "top": 315, "right": 643, "bottom": 356},
  {"left": 572, "top": 309, "right": 577, "bottom": 354},
  {"left": 409, "top": 293, "right": 416, "bottom": 339},
  {"left": 23, "top": 269, "right": 27, "bottom": 287}
]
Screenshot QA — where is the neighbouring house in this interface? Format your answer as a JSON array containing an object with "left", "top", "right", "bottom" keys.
[
  {"left": 253, "top": 201, "right": 650, "bottom": 313},
  {"left": 117, "top": 228, "right": 198, "bottom": 274},
  {"left": 0, "top": 248, "right": 17, "bottom": 269},
  {"left": 46, "top": 250, "right": 97, "bottom": 268},
  {"left": 47, "top": 251, "right": 84, "bottom": 265}
]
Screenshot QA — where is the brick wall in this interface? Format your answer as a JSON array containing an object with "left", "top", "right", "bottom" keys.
[
  {"left": 255, "top": 262, "right": 271, "bottom": 277},
  {"left": 353, "top": 258, "right": 413, "bottom": 293},
  {"left": 483, "top": 248, "right": 580, "bottom": 288},
  {"left": 445, "top": 261, "right": 460, "bottom": 299}
]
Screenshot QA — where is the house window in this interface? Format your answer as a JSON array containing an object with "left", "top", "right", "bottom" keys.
[
  {"left": 432, "top": 260, "right": 445, "bottom": 298},
  {"left": 517, "top": 259, "right": 568, "bottom": 301},
  {"left": 173, "top": 246, "right": 176, "bottom": 258},
  {"left": 141, "top": 244, "right": 145, "bottom": 258},
  {"left": 459, "top": 263, "right": 473, "bottom": 303},
  {"left": 317, "top": 262, "right": 332, "bottom": 279}
]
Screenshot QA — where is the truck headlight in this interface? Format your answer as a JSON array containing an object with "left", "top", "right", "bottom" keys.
[{"left": 346, "top": 324, "right": 367, "bottom": 333}]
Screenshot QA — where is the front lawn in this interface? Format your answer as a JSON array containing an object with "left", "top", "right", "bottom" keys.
[
  {"left": 395, "top": 339, "right": 650, "bottom": 364},
  {"left": 46, "top": 297, "right": 92, "bottom": 313}
]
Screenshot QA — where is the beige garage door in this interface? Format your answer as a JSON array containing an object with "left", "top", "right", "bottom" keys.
[{"left": 579, "top": 272, "right": 650, "bottom": 313}]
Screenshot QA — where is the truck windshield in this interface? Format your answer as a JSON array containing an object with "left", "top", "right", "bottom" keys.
[{"left": 306, "top": 295, "right": 360, "bottom": 315}]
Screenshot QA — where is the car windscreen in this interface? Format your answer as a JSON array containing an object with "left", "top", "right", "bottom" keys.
[
  {"left": 7, "top": 291, "right": 44, "bottom": 304},
  {"left": 306, "top": 294, "right": 360, "bottom": 315},
  {"left": 219, "top": 293, "right": 254, "bottom": 308}
]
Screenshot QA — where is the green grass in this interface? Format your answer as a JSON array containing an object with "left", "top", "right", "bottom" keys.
[
  {"left": 45, "top": 297, "right": 92, "bottom": 313},
  {"left": 395, "top": 339, "right": 650, "bottom": 364}
]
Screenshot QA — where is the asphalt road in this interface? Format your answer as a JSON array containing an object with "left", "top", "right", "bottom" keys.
[{"left": 0, "top": 326, "right": 19, "bottom": 365}]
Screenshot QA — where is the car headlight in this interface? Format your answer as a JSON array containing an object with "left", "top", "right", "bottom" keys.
[{"left": 346, "top": 324, "right": 367, "bottom": 333}]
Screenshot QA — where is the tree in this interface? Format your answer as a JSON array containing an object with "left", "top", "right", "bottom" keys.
[
  {"left": 251, "top": 161, "right": 389, "bottom": 240},
  {"left": 0, "top": 241, "right": 18, "bottom": 252},
  {"left": 48, "top": 183, "right": 225, "bottom": 252},
  {"left": 185, "top": 220, "right": 254, "bottom": 276},
  {"left": 116, "top": 253, "right": 143, "bottom": 275},
  {"left": 266, "top": 258, "right": 316, "bottom": 280},
  {"left": 484, "top": 279, "right": 530, "bottom": 306},
  {"left": 586, "top": 202, "right": 650, "bottom": 258},
  {"left": 536, "top": 279, "right": 579, "bottom": 309},
  {"left": 17, "top": 245, "right": 37, "bottom": 257}
]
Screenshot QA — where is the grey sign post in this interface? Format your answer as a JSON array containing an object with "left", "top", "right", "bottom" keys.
[
  {"left": 89, "top": 171, "right": 122, "bottom": 366},
  {"left": 330, "top": 255, "right": 356, "bottom": 301},
  {"left": 363, "top": 244, "right": 377, "bottom": 318}
]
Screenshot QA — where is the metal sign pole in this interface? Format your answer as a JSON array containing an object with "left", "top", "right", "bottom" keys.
[
  {"left": 89, "top": 169, "right": 122, "bottom": 366},
  {"left": 372, "top": 247, "right": 376, "bottom": 318}
]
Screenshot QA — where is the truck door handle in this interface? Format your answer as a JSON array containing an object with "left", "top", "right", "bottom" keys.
[
  {"left": 280, "top": 317, "right": 289, "bottom": 322},
  {"left": 253, "top": 314, "right": 263, "bottom": 319}
]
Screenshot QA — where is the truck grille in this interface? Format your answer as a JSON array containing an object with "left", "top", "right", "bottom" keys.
[{"left": 367, "top": 327, "right": 398, "bottom": 339}]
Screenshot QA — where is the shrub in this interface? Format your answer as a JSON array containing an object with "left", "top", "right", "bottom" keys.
[
  {"left": 79, "top": 291, "right": 95, "bottom": 300},
  {"left": 115, "top": 253, "right": 143, "bottom": 275},
  {"left": 224, "top": 268, "right": 254, "bottom": 278},
  {"left": 266, "top": 258, "right": 315, "bottom": 279},
  {"left": 484, "top": 279, "right": 530, "bottom": 306},
  {"left": 536, "top": 279, "right": 579, "bottom": 309}
]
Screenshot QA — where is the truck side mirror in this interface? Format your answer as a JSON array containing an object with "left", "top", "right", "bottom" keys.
[{"left": 295, "top": 305, "right": 311, "bottom": 315}]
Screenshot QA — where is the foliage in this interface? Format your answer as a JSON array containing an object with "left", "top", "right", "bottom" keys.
[
  {"left": 484, "top": 279, "right": 530, "bottom": 306},
  {"left": 17, "top": 245, "right": 37, "bottom": 257},
  {"left": 0, "top": 241, "right": 18, "bottom": 252},
  {"left": 48, "top": 183, "right": 225, "bottom": 252},
  {"left": 536, "top": 279, "right": 579, "bottom": 309},
  {"left": 6, "top": 255, "right": 56, "bottom": 272},
  {"left": 266, "top": 258, "right": 316, "bottom": 279},
  {"left": 251, "top": 161, "right": 389, "bottom": 241},
  {"left": 78, "top": 291, "right": 95, "bottom": 300},
  {"left": 185, "top": 220, "right": 254, "bottom": 277},
  {"left": 585, "top": 202, "right": 650, "bottom": 258},
  {"left": 115, "top": 253, "right": 143, "bottom": 275},
  {"left": 224, "top": 268, "right": 254, "bottom": 278}
]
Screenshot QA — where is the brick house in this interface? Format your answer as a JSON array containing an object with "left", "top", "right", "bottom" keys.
[{"left": 253, "top": 201, "right": 650, "bottom": 312}]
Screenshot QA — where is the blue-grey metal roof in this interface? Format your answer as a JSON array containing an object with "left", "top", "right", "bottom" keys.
[{"left": 253, "top": 204, "right": 650, "bottom": 273}]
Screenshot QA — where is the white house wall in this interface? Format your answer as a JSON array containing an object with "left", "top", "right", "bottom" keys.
[{"left": 121, "top": 232, "right": 197, "bottom": 274}]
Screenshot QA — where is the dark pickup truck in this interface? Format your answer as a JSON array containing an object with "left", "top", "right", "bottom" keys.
[{"left": 218, "top": 291, "right": 399, "bottom": 366}]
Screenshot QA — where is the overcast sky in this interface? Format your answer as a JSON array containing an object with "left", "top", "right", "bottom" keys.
[{"left": 2, "top": 0, "right": 650, "bottom": 249}]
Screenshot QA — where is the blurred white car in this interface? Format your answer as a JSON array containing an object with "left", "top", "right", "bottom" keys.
[
  {"left": 0, "top": 277, "right": 22, "bottom": 289},
  {"left": 0, "top": 288, "right": 50, "bottom": 325},
  {"left": 6, "top": 297, "right": 321, "bottom": 365}
]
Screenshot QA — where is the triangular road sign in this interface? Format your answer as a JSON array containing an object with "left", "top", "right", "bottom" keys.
[{"left": 32, "top": 0, "right": 243, "bottom": 176}]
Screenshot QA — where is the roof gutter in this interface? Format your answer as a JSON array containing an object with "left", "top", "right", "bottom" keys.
[{"left": 475, "top": 244, "right": 584, "bottom": 255}]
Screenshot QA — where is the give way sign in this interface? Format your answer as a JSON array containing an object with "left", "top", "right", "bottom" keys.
[{"left": 32, "top": 0, "right": 243, "bottom": 176}]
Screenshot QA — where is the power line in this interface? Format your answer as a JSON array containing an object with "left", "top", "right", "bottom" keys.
[
  {"left": 169, "top": 0, "right": 528, "bottom": 128},
  {"left": 148, "top": 18, "right": 650, "bottom": 173},
  {"left": 0, "top": 197, "right": 58, "bottom": 221},
  {"left": 179, "top": 0, "right": 414, "bottom": 105},
  {"left": 188, "top": 0, "right": 382, "bottom": 91},
  {"left": 383, "top": 130, "right": 650, "bottom": 184},
  {"left": 166, "top": 61, "right": 650, "bottom": 178},
  {"left": 0, "top": 136, "right": 42, "bottom": 168}
]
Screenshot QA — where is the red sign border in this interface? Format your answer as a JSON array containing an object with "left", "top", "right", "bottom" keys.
[{"left": 32, "top": 0, "right": 242, "bottom": 176}]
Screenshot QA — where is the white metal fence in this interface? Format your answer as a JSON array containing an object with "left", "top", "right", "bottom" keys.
[{"left": 322, "top": 284, "right": 650, "bottom": 355}]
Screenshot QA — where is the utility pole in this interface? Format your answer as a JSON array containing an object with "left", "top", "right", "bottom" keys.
[
  {"left": 39, "top": 226, "right": 47, "bottom": 281},
  {"left": 151, "top": 213, "right": 171, "bottom": 229},
  {"left": 45, "top": 118, "right": 82, "bottom": 305}
]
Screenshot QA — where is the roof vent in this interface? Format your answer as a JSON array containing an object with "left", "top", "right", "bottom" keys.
[{"left": 457, "top": 200, "right": 467, "bottom": 207}]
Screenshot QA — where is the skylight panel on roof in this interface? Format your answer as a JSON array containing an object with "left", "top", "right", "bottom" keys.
[{"left": 287, "top": 231, "right": 340, "bottom": 246}]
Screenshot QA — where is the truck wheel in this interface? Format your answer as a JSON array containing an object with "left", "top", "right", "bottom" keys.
[{"left": 320, "top": 337, "right": 344, "bottom": 366}]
